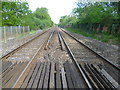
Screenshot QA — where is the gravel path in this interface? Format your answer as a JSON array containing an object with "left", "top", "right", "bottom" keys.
[{"left": 64, "top": 30, "right": 119, "bottom": 67}]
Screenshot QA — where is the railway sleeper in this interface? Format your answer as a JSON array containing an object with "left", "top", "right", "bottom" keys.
[
  {"left": 84, "top": 63, "right": 105, "bottom": 89},
  {"left": 91, "top": 64, "right": 119, "bottom": 89},
  {"left": 2, "top": 62, "right": 23, "bottom": 86},
  {"left": 11, "top": 61, "right": 90, "bottom": 89},
  {"left": 85, "top": 63, "right": 118, "bottom": 90},
  {"left": 80, "top": 64, "right": 100, "bottom": 89},
  {"left": 1, "top": 62, "right": 17, "bottom": 80},
  {"left": 20, "top": 63, "right": 37, "bottom": 88},
  {"left": 2, "top": 62, "right": 23, "bottom": 87},
  {"left": 2, "top": 61, "right": 12, "bottom": 72},
  {"left": 87, "top": 64, "right": 114, "bottom": 89}
]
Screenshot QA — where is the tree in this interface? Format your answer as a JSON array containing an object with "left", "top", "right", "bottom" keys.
[
  {"left": 2, "top": 2, "right": 53, "bottom": 29},
  {"left": 59, "top": 15, "right": 77, "bottom": 26},
  {"left": 59, "top": 1, "right": 120, "bottom": 34},
  {"left": 2, "top": 1, "right": 31, "bottom": 26},
  {"left": 73, "top": 2, "right": 117, "bottom": 24},
  {"left": 32, "top": 8, "right": 53, "bottom": 29}
]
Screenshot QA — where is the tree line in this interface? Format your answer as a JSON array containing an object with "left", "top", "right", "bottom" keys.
[
  {"left": 58, "top": 2, "right": 120, "bottom": 34},
  {"left": 2, "top": 1, "right": 53, "bottom": 29}
]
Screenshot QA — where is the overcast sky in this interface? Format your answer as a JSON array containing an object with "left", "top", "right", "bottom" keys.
[{"left": 26, "top": 0, "right": 78, "bottom": 24}]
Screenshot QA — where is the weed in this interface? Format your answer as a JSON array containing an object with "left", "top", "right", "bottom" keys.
[{"left": 66, "top": 28, "right": 119, "bottom": 45}]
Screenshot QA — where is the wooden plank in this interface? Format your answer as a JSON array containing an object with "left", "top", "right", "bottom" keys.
[
  {"left": 27, "top": 62, "right": 41, "bottom": 88},
  {"left": 66, "top": 61, "right": 79, "bottom": 88},
  {"left": 32, "top": 62, "right": 44, "bottom": 88},
  {"left": 81, "top": 64, "right": 99, "bottom": 88},
  {"left": 2, "top": 61, "right": 8, "bottom": 69},
  {"left": 2, "top": 63, "right": 22, "bottom": 86},
  {"left": 93, "top": 65, "right": 118, "bottom": 88},
  {"left": 89, "top": 64, "right": 111, "bottom": 88},
  {"left": 101, "top": 68, "right": 119, "bottom": 88},
  {"left": 2, "top": 61, "right": 12, "bottom": 72},
  {"left": 64, "top": 62, "right": 74, "bottom": 89},
  {"left": 3, "top": 62, "right": 24, "bottom": 88},
  {"left": 4, "top": 62, "right": 28, "bottom": 88},
  {"left": 43, "top": 62, "right": 50, "bottom": 88},
  {"left": 61, "top": 67, "right": 68, "bottom": 89},
  {"left": 1, "top": 62, "right": 16, "bottom": 79},
  {"left": 2, "top": 61, "right": 6, "bottom": 65},
  {"left": 38, "top": 62, "right": 47, "bottom": 88},
  {"left": 56, "top": 62, "right": 61, "bottom": 88},
  {"left": 2, "top": 61, "right": 11, "bottom": 71},
  {"left": 20, "top": 63, "right": 37, "bottom": 88},
  {"left": 49, "top": 62, "right": 55, "bottom": 88},
  {"left": 85, "top": 64, "right": 104, "bottom": 88},
  {"left": 71, "top": 63, "right": 87, "bottom": 88}
]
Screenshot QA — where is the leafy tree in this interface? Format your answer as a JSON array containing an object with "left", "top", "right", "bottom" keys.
[
  {"left": 2, "top": 1, "right": 31, "bottom": 26},
  {"left": 60, "top": 1, "right": 119, "bottom": 34},
  {"left": 59, "top": 15, "right": 78, "bottom": 26},
  {"left": 32, "top": 8, "right": 53, "bottom": 29},
  {"left": 2, "top": 2, "right": 53, "bottom": 29},
  {"left": 73, "top": 2, "right": 118, "bottom": 24}
]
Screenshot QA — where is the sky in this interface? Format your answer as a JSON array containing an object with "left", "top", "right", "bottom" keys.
[{"left": 26, "top": 0, "right": 78, "bottom": 24}]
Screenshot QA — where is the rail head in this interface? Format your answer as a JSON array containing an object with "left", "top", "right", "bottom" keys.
[
  {"left": 12, "top": 31, "right": 54, "bottom": 88},
  {"left": 0, "top": 30, "right": 49, "bottom": 60},
  {"left": 61, "top": 28, "right": 120, "bottom": 71},
  {"left": 59, "top": 31, "right": 93, "bottom": 89}
]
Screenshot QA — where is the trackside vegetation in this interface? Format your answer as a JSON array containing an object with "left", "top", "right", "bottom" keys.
[
  {"left": 2, "top": 1, "right": 53, "bottom": 29},
  {"left": 66, "top": 28, "right": 119, "bottom": 45},
  {"left": 58, "top": 1, "right": 120, "bottom": 44}
]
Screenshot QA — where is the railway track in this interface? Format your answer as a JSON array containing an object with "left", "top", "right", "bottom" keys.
[
  {"left": 1, "top": 28, "right": 52, "bottom": 88},
  {"left": 1, "top": 27, "right": 120, "bottom": 89},
  {"left": 11, "top": 27, "right": 89, "bottom": 89},
  {"left": 60, "top": 28, "right": 120, "bottom": 89}
]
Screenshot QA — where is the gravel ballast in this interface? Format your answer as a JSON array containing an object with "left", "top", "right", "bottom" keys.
[{"left": 65, "top": 30, "right": 119, "bottom": 67}]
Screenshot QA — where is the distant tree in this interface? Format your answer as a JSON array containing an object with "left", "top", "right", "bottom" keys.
[
  {"left": 32, "top": 8, "right": 53, "bottom": 29},
  {"left": 59, "top": 15, "right": 78, "bottom": 26}
]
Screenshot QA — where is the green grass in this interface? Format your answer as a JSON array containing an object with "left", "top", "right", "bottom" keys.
[
  {"left": 29, "top": 30, "right": 37, "bottom": 35},
  {"left": 66, "top": 28, "right": 119, "bottom": 45},
  {"left": 16, "top": 30, "right": 37, "bottom": 39}
]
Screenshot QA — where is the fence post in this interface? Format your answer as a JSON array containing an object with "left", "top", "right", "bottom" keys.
[
  {"left": 28, "top": 26, "right": 30, "bottom": 33},
  {"left": 23, "top": 26, "right": 25, "bottom": 33},
  {"left": 10, "top": 26, "right": 12, "bottom": 36},
  {"left": 3, "top": 26, "right": 7, "bottom": 43},
  {"left": 19, "top": 25, "right": 21, "bottom": 34},
  {"left": 16, "top": 26, "right": 18, "bottom": 38}
]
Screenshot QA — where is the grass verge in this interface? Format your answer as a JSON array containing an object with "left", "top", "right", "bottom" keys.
[
  {"left": 16, "top": 30, "right": 37, "bottom": 39},
  {"left": 66, "top": 28, "right": 119, "bottom": 45}
]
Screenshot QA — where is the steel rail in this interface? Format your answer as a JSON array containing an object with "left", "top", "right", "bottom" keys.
[
  {"left": 61, "top": 28, "right": 120, "bottom": 71},
  {"left": 44, "top": 31, "right": 54, "bottom": 50},
  {"left": 58, "top": 31, "right": 93, "bottom": 89},
  {"left": 58, "top": 32, "right": 65, "bottom": 50},
  {"left": 12, "top": 31, "right": 54, "bottom": 88},
  {"left": 0, "top": 29, "right": 49, "bottom": 60}
]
